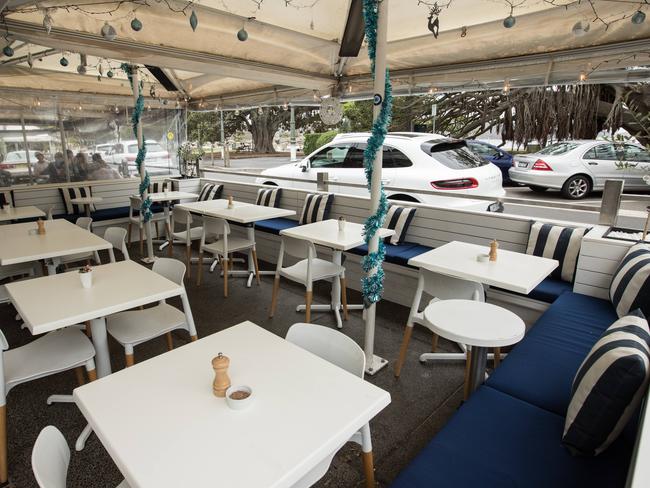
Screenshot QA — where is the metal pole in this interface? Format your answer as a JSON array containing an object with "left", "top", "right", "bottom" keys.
[
  {"left": 20, "top": 114, "right": 34, "bottom": 185},
  {"left": 57, "top": 112, "right": 71, "bottom": 182},
  {"left": 220, "top": 109, "right": 226, "bottom": 163},
  {"left": 290, "top": 105, "right": 297, "bottom": 162},
  {"left": 364, "top": 0, "right": 389, "bottom": 376},
  {"left": 431, "top": 104, "right": 437, "bottom": 134},
  {"left": 131, "top": 67, "right": 155, "bottom": 263}
]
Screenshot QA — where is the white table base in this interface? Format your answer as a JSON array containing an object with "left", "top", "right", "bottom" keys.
[{"left": 366, "top": 354, "right": 389, "bottom": 376}]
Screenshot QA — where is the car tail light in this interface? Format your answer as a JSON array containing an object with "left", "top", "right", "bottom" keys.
[
  {"left": 430, "top": 178, "right": 479, "bottom": 190},
  {"left": 126, "top": 155, "right": 136, "bottom": 161},
  {"left": 532, "top": 159, "right": 552, "bottom": 171}
]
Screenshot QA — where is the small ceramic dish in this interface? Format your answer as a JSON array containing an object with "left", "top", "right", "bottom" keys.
[
  {"left": 476, "top": 254, "right": 490, "bottom": 263},
  {"left": 225, "top": 385, "right": 253, "bottom": 410}
]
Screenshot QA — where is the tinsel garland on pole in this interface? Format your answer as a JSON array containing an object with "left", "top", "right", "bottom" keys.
[
  {"left": 361, "top": 0, "right": 392, "bottom": 306},
  {"left": 121, "top": 63, "right": 153, "bottom": 222}
]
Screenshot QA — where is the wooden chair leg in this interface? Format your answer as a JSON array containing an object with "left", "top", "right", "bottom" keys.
[
  {"left": 340, "top": 277, "right": 350, "bottom": 320},
  {"left": 395, "top": 325, "right": 413, "bottom": 378},
  {"left": 0, "top": 405, "right": 7, "bottom": 484},
  {"left": 166, "top": 332, "right": 174, "bottom": 351},
  {"left": 269, "top": 276, "right": 280, "bottom": 318},
  {"left": 84, "top": 321, "right": 92, "bottom": 339},
  {"left": 155, "top": 221, "right": 160, "bottom": 239},
  {"left": 127, "top": 222, "right": 132, "bottom": 248},
  {"left": 166, "top": 223, "right": 173, "bottom": 257},
  {"left": 186, "top": 245, "right": 192, "bottom": 279},
  {"left": 463, "top": 348, "right": 472, "bottom": 401},
  {"left": 139, "top": 225, "right": 143, "bottom": 255},
  {"left": 362, "top": 450, "right": 375, "bottom": 488},
  {"left": 305, "top": 290, "right": 313, "bottom": 323},
  {"left": 197, "top": 251, "right": 204, "bottom": 286},
  {"left": 252, "top": 249, "right": 261, "bottom": 285},
  {"left": 125, "top": 353, "right": 135, "bottom": 367},
  {"left": 190, "top": 335, "right": 198, "bottom": 341},
  {"left": 432, "top": 333, "right": 439, "bottom": 353},
  {"left": 75, "top": 367, "right": 86, "bottom": 386},
  {"left": 494, "top": 347, "right": 501, "bottom": 368},
  {"left": 87, "top": 368, "right": 97, "bottom": 382},
  {"left": 222, "top": 256, "right": 229, "bottom": 298}
]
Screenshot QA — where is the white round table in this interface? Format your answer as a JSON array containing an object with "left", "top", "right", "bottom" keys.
[{"left": 423, "top": 299, "right": 525, "bottom": 396}]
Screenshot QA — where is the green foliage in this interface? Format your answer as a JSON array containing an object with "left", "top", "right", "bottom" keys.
[{"left": 304, "top": 130, "right": 338, "bottom": 155}]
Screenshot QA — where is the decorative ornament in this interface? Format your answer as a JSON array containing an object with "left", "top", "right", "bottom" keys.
[
  {"left": 101, "top": 22, "right": 117, "bottom": 41},
  {"left": 27, "top": 51, "right": 33, "bottom": 68},
  {"left": 237, "top": 27, "right": 248, "bottom": 41},
  {"left": 189, "top": 10, "right": 198, "bottom": 32},
  {"left": 43, "top": 10, "right": 53, "bottom": 35},
  {"left": 503, "top": 15, "right": 516, "bottom": 28},
  {"left": 427, "top": 10, "right": 440, "bottom": 38},
  {"left": 77, "top": 64, "right": 86, "bottom": 75},
  {"left": 59, "top": 56, "right": 68, "bottom": 67},
  {"left": 571, "top": 20, "right": 590, "bottom": 37},
  {"left": 107, "top": 69, "right": 114, "bottom": 78},
  {"left": 319, "top": 97, "right": 343, "bottom": 125},
  {"left": 131, "top": 18, "right": 143, "bottom": 32},
  {"left": 2, "top": 45, "right": 14, "bottom": 57},
  {"left": 460, "top": 26, "right": 467, "bottom": 37},
  {"left": 632, "top": 10, "right": 646, "bottom": 25}
]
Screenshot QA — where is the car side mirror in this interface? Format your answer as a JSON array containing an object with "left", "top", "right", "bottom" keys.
[{"left": 300, "top": 160, "right": 309, "bottom": 172}]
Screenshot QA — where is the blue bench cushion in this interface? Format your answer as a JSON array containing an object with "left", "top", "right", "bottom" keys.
[
  {"left": 495, "top": 278, "right": 573, "bottom": 303},
  {"left": 255, "top": 217, "right": 299, "bottom": 235},
  {"left": 349, "top": 242, "right": 433, "bottom": 267},
  {"left": 91, "top": 207, "right": 130, "bottom": 221},
  {"left": 390, "top": 386, "right": 632, "bottom": 488},
  {"left": 486, "top": 292, "right": 618, "bottom": 415}
]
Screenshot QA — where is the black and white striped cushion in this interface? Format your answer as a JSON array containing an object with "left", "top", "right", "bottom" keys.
[
  {"left": 0, "top": 190, "right": 13, "bottom": 208},
  {"left": 610, "top": 243, "right": 650, "bottom": 318},
  {"left": 383, "top": 205, "right": 416, "bottom": 245},
  {"left": 526, "top": 222, "right": 588, "bottom": 283},
  {"left": 562, "top": 310, "right": 650, "bottom": 456},
  {"left": 148, "top": 181, "right": 169, "bottom": 194},
  {"left": 256, "top": 188, "right": 282, "bottom": 207},
  {"left": 198, "top": 183, "right": 223, "bottom": 201},
  {"left": 299, "top": 193, "right": 334, "bottom": 225},
  {"left": 59, "top": 186, "right": 94, "bottom": 215}
]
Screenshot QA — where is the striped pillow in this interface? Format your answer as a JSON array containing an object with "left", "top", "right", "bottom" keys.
[
  {"left": 526, "top": 222, "right": 588, "bottom": 283},
  {"left": 384, "top": 205, "right": 416, "bottom": 245},
  {"left": 148, "top": 181, "right": 169, "bottom": 194},
  {"left": 562, "top": 310, "right": 650, "bottom": 456},
  {"left": 59, "top": 186, "right": 94, "bottom": 215},
  {"left": 299, "top": 193, "right": 334, "bottom": 225},
  {"left": 256, "top": 188, "right": 282, "bottom": 207},
  {"left": 198, "top": 183, "right": 223, "bottom": 201},
  {"left": 0, "top": 190, "right": 12, "bottom": 208},
  {"left": 610, "top": 243, "right": 650, "bottom": 318}
]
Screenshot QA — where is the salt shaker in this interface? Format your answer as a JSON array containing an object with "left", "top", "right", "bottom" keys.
[
  {"left": 227, "top": 195, "right": 234, "bottom": 209},
  {"left": 37, "top": 219, "right": 46, "bottom": 235},
  {"left": 489, "top": 239, "right": 498, "bottom": 262},
  {"left": 212, "top": 352, "right": 231, "bottom": 398}
]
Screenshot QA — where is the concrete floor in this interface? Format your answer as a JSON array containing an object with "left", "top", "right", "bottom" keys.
[{"left": 0, "top": 246, "right": 467, "bottom": 488}]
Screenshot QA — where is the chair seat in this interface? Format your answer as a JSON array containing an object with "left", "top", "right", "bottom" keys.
[
  {"left": 255, "top": 217, "right": 299, "bottom": 235},
  {"left": 91, "top": 207, "right": 130, "bottom": 222},
  {"left": 129, "top": 211, "right": 168, "bottom": 225},
  {"left": 172, "top": 226, "right": 203, "bottom": 243},
  {"left": 4, "top": 328, "right": 95, "bottom": 393},
  {"left": 350, "top": 242, "right": 433, "bottom": 267},
  {"left": 202, "top": 236, "right": 255, "bottom": 255},
  {"left": 494, "top": 278, "right": 573, "bottom": 304},
  {"left": 0, "top": 262, "right": 35, "bottom": 280},
  {"left": 280, "top": 258, "right": 344, "bottom": 285},
  {"left": 107, "top": 303, "right": 187, "bottom": 346}
]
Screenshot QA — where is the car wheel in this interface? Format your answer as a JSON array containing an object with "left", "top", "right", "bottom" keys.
[
  {"left": 528, "top": 185, "right": 548, "bottom": 193},
  {"left": 561, "top": 175, "right": 592, "bottom": 199}
]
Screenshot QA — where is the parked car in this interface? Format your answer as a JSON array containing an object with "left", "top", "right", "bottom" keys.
[
  {"left": 0, "top": 150, "right": 40, "bottom": 183},
  {"left": 465, "top": 140, "right": 514, "bottom": 184},
  {"left": 106, "top": 140, "right": 175, "bottom": 177},
  {"left": 94, "top": 143, "right": 114, "bottom": 159},
  {"left": 509, "top": 140, "right": 650, "bottom": 199},
  {"left": 258, "top": 132, "right": 505, "bottom": 210}
]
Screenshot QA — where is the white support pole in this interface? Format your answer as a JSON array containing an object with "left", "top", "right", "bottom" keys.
[
  {"left": 20, "top": 114, "right": 34, "bottom": 185},
  {"left": 289, "top": 105, "right": 297, "bottom": 162},
  {"left": 220, "top": 109, "right": 226, "bottom": 163},
  {"left": 132, "top": 67, "right": 155, "bottom": 263},
  {"left": 364, "top": 0, "right": 389, "bottom": 376},
  {"left": 57, "top": 112, "right": 71, "bottom": 182}
]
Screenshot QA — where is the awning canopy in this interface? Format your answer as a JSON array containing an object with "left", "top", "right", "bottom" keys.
[{"left": 1, "top": 0, "right": 650, "bottom": 116}]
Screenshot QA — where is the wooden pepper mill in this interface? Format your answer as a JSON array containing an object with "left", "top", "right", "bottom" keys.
[
  {"left": 212, "top": 352, "right": 231, "bottom": 398},
  {"left": 37, "top": 219, "right": 46, "bottom": 235},
  {"left": 227, "top": 195, "right": 234, "bottom": 209},
  {"left": 489, "top": 239, "right": 498, "bottom": 262}
]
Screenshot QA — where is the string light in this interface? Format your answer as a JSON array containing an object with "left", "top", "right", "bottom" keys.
[
  {"left": 101, "top": 22, "right": 117, "bottom": 41},
  {"left": 502, "top": 78, "right": 511, "bottom": 95},
  {"left": 578, "top": 70, "right": 588, "bottom": 83}
]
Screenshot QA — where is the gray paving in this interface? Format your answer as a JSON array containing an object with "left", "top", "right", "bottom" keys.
[{"left": 0, "top": 246, "right": 466, "bottom": 488}]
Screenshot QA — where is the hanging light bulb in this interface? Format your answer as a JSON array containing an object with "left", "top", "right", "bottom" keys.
[
  {"left": 578, "top": 70, "right": 588, "bottom": 83},
  {"left": 235, "top": 108, "right": 240, "bottom": 116},
  {"left": 190, "top": 9, "right": 198, "bottom": 32},
  {"left": 114, "top": 105, "right": 120, "bottom": 114},
  {"left": 43, "top": 9, "right": 53, "bottom": 35},
  {"left": 59, "top": 55, "right": 68, "bottom": 67},
  {"left": 131, "top": 17, "right": 143, "bottom": 32},
  {"left": 282, "top": 102, "right": 288, "bottom": 111},
  {"left": 106, "top": 69, "right": 114, "bottom": 78},
  {"left": 257, "top": 106, "right": 263, "bottom": 115},
  {"left": 237, "top": 17, "right": 252, "bottom": 41},
  {"left": 78, "top": 103, "right": 83, "bottom": 111},
  {"left": 572, "top": 20, "right": 590, "bottom": 37},
  {"left": 101, "top": 22, "right": 117, "bottom": 41},
  {"left": 502, "top": 78, "right": 511, "bottom": 95},
  {"left": 632, "top": 10, "right": 646, "bottom": 25},
  {"left": 35, "top": 98, "right": 41, "bottom": 107}
]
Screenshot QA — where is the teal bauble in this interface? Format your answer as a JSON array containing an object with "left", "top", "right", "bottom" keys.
[
  {"left": 131, "top": 18, "right": 143, "bottom": 31},
  {"left": 107, "top": 70, "right": 114, "bottom": 78},
  {"left": 237, "top": 28, "right": 248, "bottom": 41},
  {"left": 632, "top": 11, "right": 646, "bottom": 25},
  {"left": 503, "top": 16, "right": 516, "bottom": 28},
  {"left": 2, "top": 45, "right": 14, "bottom": 57},
  {"left": 59, "top": 56, "right": 68, "bottom": 67},
  {"left": 189, "top": 10, "right": 198, "bottom": 31}
]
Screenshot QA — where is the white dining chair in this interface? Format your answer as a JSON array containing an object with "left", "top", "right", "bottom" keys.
[
  {"left": 106, "top": 258, "right": 197, "bottom": 366},
  {"left": 59, "top": 217, "right": 100, "bottom": 267},
  {"left": 46, "top": 206, "right": 54, "bottom": 220},
  {"left": 0, "top": 327, "right": 96, "bottom": 484},
  {"left": 32, "top": 425, "right": 129, "bottom": 488},
  {"left": 196, "top": 216, "right": 260, "bottom": 296},
  {"left": 103, "top": 227, "right": 130, "bottom": 261},
  {"left": 285, "top": 323, "right": 375, "bottom": 488},
  {"left": 127, "top": 196, "right": 168, "bottom": 255},
  {"left": 269, "top": 237, "right": 348, "bottom": 323},
  {"left": 168, "top": 206, "right": 203, "bottom": 278}
]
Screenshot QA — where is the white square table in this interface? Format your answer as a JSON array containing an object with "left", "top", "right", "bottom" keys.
[
  {"left": 0, "top": 205, "right": 45, "bottom": 222},
  {"left": 0, "top": 219, "right": 113, "bottom": 274},
  {"left": 5, "top": 259, "right": 196, "bottom": 378},
  {"left": 280, "top": 219, "right": 394, "bottom": 329},
  {"left": 177, "top": 199, "right": 296, "bottom": 286},
  {"left": 73, "top": 321, "right": 391, "bottom": 488}
]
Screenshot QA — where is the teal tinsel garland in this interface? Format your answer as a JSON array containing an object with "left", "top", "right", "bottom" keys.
[
  {"left": 121, "top": 63, "right": 153, "bottom": 222},
  {"left": 361, "top": 0, "right": 392, "bottom": 307}
]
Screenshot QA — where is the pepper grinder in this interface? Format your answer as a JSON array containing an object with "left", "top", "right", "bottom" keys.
[
  {"left": 212, "top": 352, "right": 231, "bottom": 398},
  {"left": 489, "top": 239, "right": 498, "bottom": 262},
  {"left": 37, "top": 219, "right": 46, "bottom": 235},
  {"left": 227, "top": 195, "right": 234, "bottom": 209}
]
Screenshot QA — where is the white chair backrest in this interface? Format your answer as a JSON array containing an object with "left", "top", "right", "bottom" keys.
[
  {"left": 420, "top": 269, "right": 484, "bottom": 302},
  {"left": 129, "top": 196, "right": 142, "bottom": 211},
  {"left": 104, "top": 227, "right": 129, "bottom": 260},
  {"left": 282, "top": 236, "right": 315, "bottom": 261},
  {"left": 286, "top": 323, "right": 365, "bottom": 378},
  {"left": 32, "top": 426, "right": 70, "bottom": 488},
  {"left": 46, "top": 207, "right": 53, "bottom": 221},
  {"left": 172, "top": 206, "right": 193, "bottom": 227},
  {"left": 75, "top": 217, "right": 92, "bottom": 230},
  {"left": 203, "top": 216, "right": 230, "bottom": 237},
  {"left": 153, "top": 258, "right": 186, "bottom": 285}
]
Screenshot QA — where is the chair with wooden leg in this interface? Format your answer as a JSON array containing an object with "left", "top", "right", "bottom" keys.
[
  {"left": 286, "top": 323, "right": 375, "bottom": 488},
  {"left": 59, "top": 217, "right": 101, "bottom": 267},
  {"left": 394, "top": 269, "right": 487, "bottom": 390},
  {"left": 0, "top": 327, "right": 97, "bottom": 484},
  {"left": 127, "top": 196, "right": 167, "bottom": 256},
  {"left": 196, "top": 216, "right": 259, "bottom": 297},
  {"left": 169, "top": 207, "right": 203, "bottom": 279},
  {"left": 103, "top": 227, "right": 130, "bottom": 261},
  {"left": 269, "top": 236, "right": 347, "bottom": 324},
  {"left": 107, "top": 258, "right": 197, "bottom": 367}
]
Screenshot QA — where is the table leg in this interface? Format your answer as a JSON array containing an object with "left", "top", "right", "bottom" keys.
[
  {"left": 331, "top": 250, "right": 343, "bottom": 329},
  {"left": 180, "top": 291, "right": 198, "bottom": 340},
  {"left": 466, "top": 346, "right": 488, "bottom": 395},
  {"left": 89, "top": 317, "right": 112, "bottom": 378}
]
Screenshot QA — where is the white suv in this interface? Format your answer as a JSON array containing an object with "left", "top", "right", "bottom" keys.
[
  {"left": 259, "top": 132, "right": 504, "bottom": 209},
  {"left": 106, "top": 140, "right": 176, "bottom": 177}
]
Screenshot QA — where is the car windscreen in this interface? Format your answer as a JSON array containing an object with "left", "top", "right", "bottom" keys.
[
  {"left": 537, "top": 142, "right": 579, "bottom": 155},
  {"left": 128, "top": 142, "right": 164, "bottom": 154},
  {"left": 420, "top": 139, "right": 488, "bottom": 169}
]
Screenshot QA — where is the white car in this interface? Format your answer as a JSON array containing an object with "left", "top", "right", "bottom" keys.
[
  {"left": 94, "top": 143, "right": 114, "bottom": 159},
  {"left": 106, "top": 140, "right": 175, "bottom": 177},
  {"left": 258, "top": 132, "right": 505, "bottom": 209},
  {"left": 509, "top": 140, "right": 650, "bottom": 199}
]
